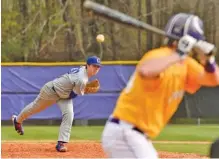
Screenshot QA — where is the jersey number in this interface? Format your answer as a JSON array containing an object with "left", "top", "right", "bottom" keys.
[{"left": 68, "top": 68, "right": 80, "bottom": 74}]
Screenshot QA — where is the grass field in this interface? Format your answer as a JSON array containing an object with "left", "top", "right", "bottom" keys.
[{"left": 2, "top": 124, "right": 219, "bottom": 155}]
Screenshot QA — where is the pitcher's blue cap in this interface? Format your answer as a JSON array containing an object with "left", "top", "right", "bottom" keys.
[{"left": 86, "top": 56, "right": 101, "bottom": 66}]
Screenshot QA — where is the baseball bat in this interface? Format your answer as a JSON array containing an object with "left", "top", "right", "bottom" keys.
[
  {"left": 83, "top": 0, "right": 180, "bottom": 40},
  {"left": 83, "top": 0, "right": 217, "bottom": 56}
]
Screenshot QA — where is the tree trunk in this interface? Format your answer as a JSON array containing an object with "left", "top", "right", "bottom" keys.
[
  {"left": 108, "top": 0, "right": 117, "bottom": 60},
  {"left": 62, "top": 0, "right": 76, "bottom": 61},
  {"left": 45, "top": 0, "right": 53, "bottom": 34},
  {"left": 145, "top": 0, "right": 153, "bottom": 51},
  {"left": 137, "top": 0, "right": 142, "bottom": 59},
  {"left": 210, "top": 2, "right": 216, "bottom": 44},
  {"left": 35, "top": 0, "right": 54, "bottom": 57},
  {"left": 80, "top": 0, "right": 87, "bottom": 51},
  {"left": 18, "top": 0, "right": 28, "bottom": 61}
]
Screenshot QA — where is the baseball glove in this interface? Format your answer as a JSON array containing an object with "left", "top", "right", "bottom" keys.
[{"left": 84, "top": 79, "right": 100, "bottom": 94}]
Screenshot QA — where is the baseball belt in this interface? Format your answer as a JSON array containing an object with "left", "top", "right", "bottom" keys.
[{"left": 109, "top": 117, "right": 144, "bottom": 135}]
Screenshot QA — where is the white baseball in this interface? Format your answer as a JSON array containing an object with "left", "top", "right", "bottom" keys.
[{"left": 96, "top": 34, "right": 105, "bottom": 43}]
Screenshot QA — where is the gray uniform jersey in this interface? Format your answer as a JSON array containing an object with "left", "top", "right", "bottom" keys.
[
  {"left": 52, "top": 66, "right": 88, "bottom": 99},
  {"left": 16, "top": 66, "right": 89, "bottom": 143}
]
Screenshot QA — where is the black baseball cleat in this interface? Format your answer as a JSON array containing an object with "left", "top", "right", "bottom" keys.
[
  {"left": 56, "top": 141, "right": 67, "bottom": 152},
  {"left": 12, "top": 115, "right": 24, "bottom": 135}
]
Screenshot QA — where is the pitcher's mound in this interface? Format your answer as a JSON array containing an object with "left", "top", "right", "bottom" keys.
[{"left": 2, "top": 141, "right": 207, "bottom": 158}]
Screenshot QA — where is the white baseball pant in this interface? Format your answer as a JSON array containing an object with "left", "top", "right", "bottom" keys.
[
  {"left": 101, "top": 119, "right": 158, "bottom": 159},
  {"left": 16, "top": 81, "right": 74, "bottom": 143}
]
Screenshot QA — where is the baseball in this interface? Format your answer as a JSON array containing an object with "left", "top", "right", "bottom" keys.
[{"left": 96, "top": 34, "right": 105, "bottom": 43}]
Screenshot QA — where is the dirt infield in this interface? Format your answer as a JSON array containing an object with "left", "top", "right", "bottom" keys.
[{"left": 2, "top": 141, "right": 208, "bottom": 158}]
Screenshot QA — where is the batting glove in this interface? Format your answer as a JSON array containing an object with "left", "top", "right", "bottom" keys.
[
  {"left": 194, "top": 40, "right": 216, "bottom": 56},
  {"left": 194, "top": 40, "right": 217, "bottom": 73},
  {"left": 177, "top": 35, "right": 197, "bottom": 59}
]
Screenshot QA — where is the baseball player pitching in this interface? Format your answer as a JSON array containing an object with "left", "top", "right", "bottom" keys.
[
  {"left": 12, "top": 56, "right": 101, "bottom": 152},
  {"left": 101, "top": 13, "right": 219, "bottom": 158}
]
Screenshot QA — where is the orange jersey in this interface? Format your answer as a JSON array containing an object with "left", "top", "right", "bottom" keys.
[{"left": 112, "top": 47, "right": 204, "bottom": 138}]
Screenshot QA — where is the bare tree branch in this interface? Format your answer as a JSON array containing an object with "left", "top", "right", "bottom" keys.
[
  {"left": 39, "top": 23, "right": 67, "bottom": 53},
  {"left": 34, "top": 19, "right": 48, "bottom": 56},
  {"left": 10, "top": 0, "right": 69, "bottom": 42},
  {"left": 11, "top": 11, "right": 40, "bottom": 41},
  {"left": 75, "top": 24, "right": 87, "bottom": 58}
]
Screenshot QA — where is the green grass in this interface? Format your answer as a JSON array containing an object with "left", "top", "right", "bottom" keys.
[
  {"left": 2, "top": 124, "right": 218, "bottom": 156},
  {"left": 154, "top": 143, "right": 210, "bottom": 156},
  {"left": 2, "top": 126, "right": 104, "bottom": 140},
  {"left": 2, "top": 124, "right": 219, "bottom": 141},
  {"left": 156, "top": 124, "right": 219, "bottom": 141}
]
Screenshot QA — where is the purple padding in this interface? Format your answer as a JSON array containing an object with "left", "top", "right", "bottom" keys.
[
  {"left": 2, "top": 65, "right": 135, "bottom": 92},
  {"left": 1, "top": 93, "right": 118, "bottom": 120},
  {"left": 1, "top": 65, "right": 134, "bottom": 120}
]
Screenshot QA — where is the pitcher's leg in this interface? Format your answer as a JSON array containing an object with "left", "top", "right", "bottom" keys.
[
  {"left": 12, "top": 95, "right": 56, "bottom": 135},
  {"left": 12, "top": 82, "right": 58, "bottom": 135},
  {"left": 16, "top": 82, "right": 58, "bottom": 123},
  {"left": 16, "top": 95, "right": 56, "bottom": 123},
  {"left": 56, "top": 99, "right": 74, "bottom": 152}
]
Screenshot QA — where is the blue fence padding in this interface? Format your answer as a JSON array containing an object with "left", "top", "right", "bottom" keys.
[
  {"left": 1, "top": 65, "right": 135, "bottom": 120},
  {"left": 1, "top": 93, "right": 119, "bottom": 120},
  {"left": 2, "top": 65, "right": 135, "bottom": 92}
]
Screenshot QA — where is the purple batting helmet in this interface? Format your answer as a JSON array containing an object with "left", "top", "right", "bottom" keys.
[{"left": 165, "top": 13, "right": 205, "bottom": 41}]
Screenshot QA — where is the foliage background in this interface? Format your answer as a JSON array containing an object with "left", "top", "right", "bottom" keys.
[{"left": 2, "top": 0, "right": 219, "bottom": 62}]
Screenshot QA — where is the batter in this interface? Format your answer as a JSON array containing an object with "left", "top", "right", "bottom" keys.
[{"left": 101, "top": 13, "right": 219, "bottom": 158}]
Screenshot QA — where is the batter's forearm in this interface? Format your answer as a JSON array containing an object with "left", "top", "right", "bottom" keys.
[
  {"left": 199, "top": 56, "right": 219, "bottom": 86},
  {"left": 200, "top": 66, "right": 219, "bottom": 86},
  {"left": 138, "top": 54, "right": 182, "bottom": 78}
]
